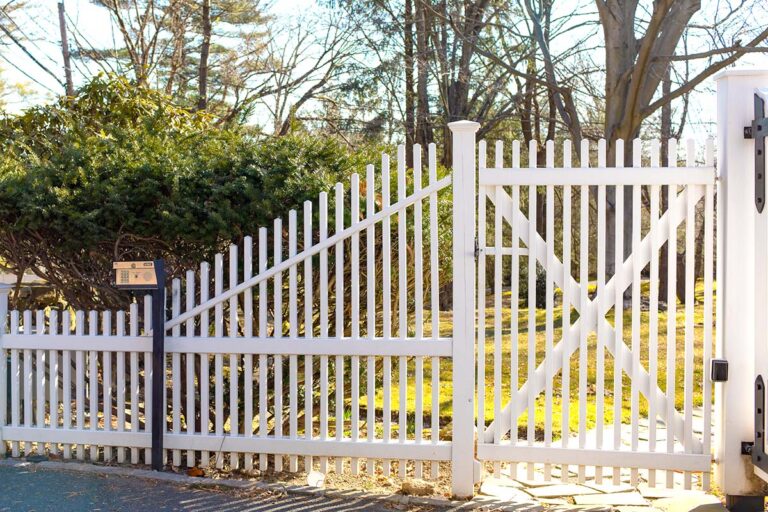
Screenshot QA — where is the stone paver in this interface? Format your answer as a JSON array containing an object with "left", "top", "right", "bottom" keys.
[
  {"left": 527, "top": 484, "right": 602, "bottom": 498},
  {"left": 573, "top": 492, "right": 651, "bottom": 506},
  {"left": 583, "top": 482, "right": 636, "bottom": 494},
  {"left": 480, "top": 479, "right": 536, "bottom": 502},
  {"left": 653, "top": 494, "right": 727, "bottom": 512}
]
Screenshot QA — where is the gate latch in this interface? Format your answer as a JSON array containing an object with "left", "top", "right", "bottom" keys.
[{"left": 744, "top": 92, "right": 768, "bottom": 213}]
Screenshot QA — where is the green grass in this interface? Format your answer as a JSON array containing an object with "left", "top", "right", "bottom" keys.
[{"left": 358, "top": 279, "right": 715, "bottom": 441}]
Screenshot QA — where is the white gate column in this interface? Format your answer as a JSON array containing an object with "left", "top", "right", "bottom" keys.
[
  {"left": 449, "top": 120, "right": 480, "bottom": 498},
  {"left": 715, "top": 69, "right": 768, "bottom": 505}
]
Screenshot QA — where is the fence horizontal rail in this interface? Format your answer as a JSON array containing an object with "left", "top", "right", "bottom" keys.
[
  {"left": 3, "top": 428, "right": 451, "bottom": 461},
  {"left": 1, "top": 335, "right": 452, "bottom": 357},
  {"left": 479, "top": 166, "right": 716, "bottom": 186},
  {"left": 476, "top": 445, "right": 711, "bottom": 473}
]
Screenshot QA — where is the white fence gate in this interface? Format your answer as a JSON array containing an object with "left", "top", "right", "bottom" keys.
[
  {"left": 8, "top": 70, "right": 768, "bottom": 500},
  {"left": 474, "top": 138, "right": 715, "bottom": 490}
]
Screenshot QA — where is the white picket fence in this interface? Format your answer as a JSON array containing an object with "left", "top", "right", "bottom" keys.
[
  {"left": 0, "top": 141, "right": 456, "bottom": 479},
  {"left": 0, "top": 121, "right": 721, "bottom": 498}
]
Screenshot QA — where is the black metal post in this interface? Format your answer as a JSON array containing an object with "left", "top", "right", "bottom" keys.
[{"left": 151, "top": 259, "right": 165, "bottom": 471}]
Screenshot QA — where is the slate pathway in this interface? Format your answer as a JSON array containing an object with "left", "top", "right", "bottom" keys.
[
  {"left": 0, "top": 464, "right": 398, "bottom": 512},
  {"left": 478, "top": 477, "right": 728, "bottom": 512}
]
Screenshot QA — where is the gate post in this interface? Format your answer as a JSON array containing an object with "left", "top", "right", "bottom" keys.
[
  {"left": 715, "top": 69, "right": 768, "bottom": 506},
  {"left": 449, "top": 120, "right": 480, "bottom": 498}
]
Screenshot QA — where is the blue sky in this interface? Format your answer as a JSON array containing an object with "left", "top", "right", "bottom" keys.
[{"left": 3, "top": 0, "right": 767, "bottom": 140}]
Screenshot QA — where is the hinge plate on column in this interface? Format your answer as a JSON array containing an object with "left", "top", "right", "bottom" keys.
[
  {"left": 751, "top": 376, "right": 768, "bottom": 471},
  {"left": 744, "top": 93, "right": 768, "bottom": 213}
]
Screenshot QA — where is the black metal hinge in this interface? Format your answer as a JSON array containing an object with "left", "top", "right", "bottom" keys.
[
  {"left": 751, "top": 376, "right": 768, "bottom": 471},
  {"left": 744, "top": 93, "right": 768, "bottom": 213}
]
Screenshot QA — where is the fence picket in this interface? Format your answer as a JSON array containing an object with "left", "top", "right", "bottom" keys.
[
  {"left": 365, "top": 163, "right": 377, "bottom": 476},
  {"left": 666, "top": 139, "right": 678, "bottom": 488},
  {"left": 129, "top": 303, "right": 138, "bottom": 464},
  {"left": 351, "top": 172, "right": 361, "bottom": 475},
  {"left": 335, "top": 183, "right": 345, "bottom": 475},
  {"left": 613, "top": 139, "right": 625, "bottom": 485},
  {"left": 259, "top": 228, "right": 268, "bottom": 471},
  {"left": 289, "top": 210, "right": 299, "bottom": 473},
  {"left": 172, "top": 278, "right": 182, "bottom": 467},
  {"left": 103, "top": 311, "right": 113, "bottom": 462},
  {"left": 229, "top": 244, "right": 240, "bottom": 470},
  {"left": 527, "top": 139, "right": 537, "bottom": 481},
  {"left": 243, "top": 236, "right": 254, "bottom": 471},
  {"left": 214, "top": 253, "right": 224, "bottom": 469},
  {"left": 304, "top": 201, "right": 314, "bottom": 473},
  {"left": 382, "top": 153, "right": 392, "bottom": 477},
  {"left": 397, "top": 145, "right": 408, "bottom": 478},
  {"left": 200, "top": 262, "right": 211, "bottom": 468},
  {"left": 595, "top": 139, "right": 607, "bottom": 484},
  {"left": 544, "top": 140, "right": 554, "bottom": 481},
  {"left": 116, "top": 311, "right": 125, "bottom": 463},
  {"left": 560, "top": 140, "right": 572, "bottom": 483},
  {"left": 428, "top": 142, "right": 440, "bottom": 480},
  {"left": 319, "top": 191, "right": 329, "bottom": 474},
  {"left": 185, "top": 269, "right": 196, "bottom": 468},
  {"left": 274, "top": 219, "right": 284, "bottom": 473},
  {"left": 413, "top": 145, "right": 424, "bottom": 479}
]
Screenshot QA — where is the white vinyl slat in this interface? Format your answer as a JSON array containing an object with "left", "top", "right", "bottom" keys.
[
  {"left": 666, "top": 139, "right": 678, "bottom": 488},
  {"left": 526, "top": 140, "right": 537, "bottom": 481},
  {"left": 382, "top": 153, "right": 392, "bottom": 477},
  {"left": 413, "top": 145, "right": 424, "bottom": 479},
  {"left": 75, "top": 310, "right": 85, "bottom": 460},
  {"left": 172, "top": 278, "right": 181, "bottom": 467},
  {"left": 630, "top": 138, "right": 642, "bottom": 487},
  {"left": 103, "top": 311, "right": 113, "bottom": 462},
  {"left": 595, "top": 139, "right": 607, "bottom": 484},
  {"left": 683, "top": 140, "right": 696, "bottom": 489},
  {"left": 214, "top": 253, "right": 224, "bottom": 469},
  {"left": 319, "top": 191, "right": 329, "bottom": 474},
  {"left": 428, "top": 142, "right": 440, "bottom": 480},
  {"left": 578, "top": 177, "right": 589, "bottom": 483},
  {"left": 200, "top": 262, "right": 211, "bottom": 468},
  {"left": 129, "top": 304, "right": 139, "bottom": 464},
  {"left": 289, "top": 210, "right": 299, "bottom": 473},
  {"left": 10, "top": 311, "right": 19, "bottom": 457},
  {"left": 544, "top": 140, "right": 554, "bottom": 481},
  {"left": 229, "top": 244, "right": 240, "bottom": 470},
  {"left": 304, "top": 200, "right": 314, "bottom": 473},
  {"left": 613, "top": 139, "right": 625, "bottom": 485},
  {"left": 560, "top": 140, "right": 572, "bottom": 483},
  {"left": 335, "top": 182, "right": 345, "bottom": 475},
  {"left": 648, "top": 140, "right": 661, "bottom": 488},
  {"left": 397, "top": 145, "right": 408, "bottom": 479},
  {"left": 351, "top": 172, "right": 361, "bottom": 475},
  {"left": 258, "top": 228, "right": 269, "bottom": 471},
  {"left": 365, "top": 164, "right": 376, "bottom": 476},
  {"left": 274, "top": 219, "right": 284, "bottom": 473},
  {"left": 243, "top": 236, "right": 254, "bottom": 471},
  {"left": 185, "top": 269, "right": 197, "bottom": 468},
  {"left": 143, "top": 296, "right": 153, "bottom": 464},
  {"left": 50, "top": 310, "right": 60, "bottom": 454}
]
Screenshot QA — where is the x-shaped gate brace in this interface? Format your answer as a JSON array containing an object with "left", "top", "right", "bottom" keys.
[{"left": 481, "top": 183, "right": 709, "bottom": 454}]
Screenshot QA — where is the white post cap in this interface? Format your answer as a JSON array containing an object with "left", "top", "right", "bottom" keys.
[{"left": 448, "top": 120, "right": 481, "bottom": 133}]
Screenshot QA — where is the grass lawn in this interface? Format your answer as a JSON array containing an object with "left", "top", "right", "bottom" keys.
[{"left": 358, "top": 278, "right": 715, "bottom": 442}]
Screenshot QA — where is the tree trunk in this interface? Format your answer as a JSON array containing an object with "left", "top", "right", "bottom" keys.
[
  {"left": 414, "top": 0, "right": 433, "bottom": 147},
  {"left": 197, "top": 0, "right": 211, "bottom": 111},
  {"left": 404, "top": 0, "right": 415, "bottom": 167},
  {"left": 659, "top": 69, "right": 672, "bottom": 302},
  {"left": 58, "top": 1, "right": 74, "bottom": 97}
]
